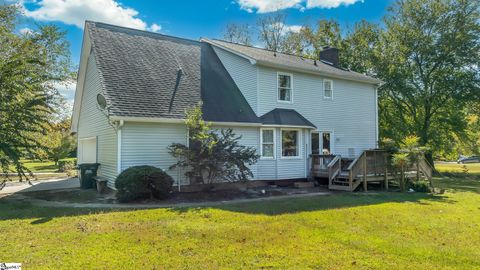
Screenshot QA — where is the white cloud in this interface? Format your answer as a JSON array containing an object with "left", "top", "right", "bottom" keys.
[
  {"left": 284, "top": 24, "right": 302, "bottom": 33},
  {"left": 306, "top": 0, "right": 362, "bottom": 9},
  {"left": 237, "top": 0, "right": 302, "bottom": 13},
  {"left": 19, "top": 27, "right": 34, "bottom": 35},
  {"left": 23, "top": 0, "right": 161, "bottom": 32},
  {"left": 51, "top": 79, "right": 76, "bottom": 115},
  {"left": 271, "top": 22, "right": 303, "bottom": 35},
  {"left": 236, "top": 0, "right": 362, "bottom": 13},
  {"left": 148, "top": 23, "right": 162, "bottom": 33}
]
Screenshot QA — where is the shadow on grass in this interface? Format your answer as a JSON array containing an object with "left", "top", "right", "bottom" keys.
[
  {"left": 0, "top": 198, "right": 139, "bottom": 225},
  {"left": 0, "top": 191, "right": 452, "bottom": 223},
  {"left": 170, "top": 192, "right": 452, "bottom": 215},
  {"left": 433, "top": 173, "right": 480, "bottom": 194},
  {"left": 3, "top": 174, "right": 478, "bottom": 221}
]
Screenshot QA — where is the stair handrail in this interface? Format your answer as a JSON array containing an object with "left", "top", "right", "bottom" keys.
[
  {"left": 347, "top": 151, "right": 367, "bottom": 189},
  {"left": 418, "top": 157, "right": 433, "bottom": 180},
  {"left": 327, "top": 155, "right": 341, "bottom": 185}
]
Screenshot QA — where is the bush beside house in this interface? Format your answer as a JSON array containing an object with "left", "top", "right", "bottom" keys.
[
  {"left": 169, "top": 105, "right": 259, "bottom": 185},
  {"left": 115, "top": 166, "right": 173, "bottom": 202}
]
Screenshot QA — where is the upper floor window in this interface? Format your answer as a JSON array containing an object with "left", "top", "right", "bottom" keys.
[
  {"left": 278, "top": 73, "right": 292, "bottom": 102},
  {"left": 324, "top": 79, "right": 333, "bottom": 99}
]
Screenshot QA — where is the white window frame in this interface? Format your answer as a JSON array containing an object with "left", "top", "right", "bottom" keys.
[
  {"left": 277, "top": 72, "right": 293, "bottom": 103},
  {"left": 323, "top": 79, "right": 333, "bottom": 100},
  {"left": 310, "top": 131, "right": 321, "bottom": 155},
  {"left": 280, "top": 128, "right": 302, "bottom": 159},
  {"left": 260, "top": 128, "right": 276, "bottom": 159}
]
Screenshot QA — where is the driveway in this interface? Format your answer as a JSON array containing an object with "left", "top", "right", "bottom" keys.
[{"left": 0, "top": 177, "right": 79, "bottom": 195}]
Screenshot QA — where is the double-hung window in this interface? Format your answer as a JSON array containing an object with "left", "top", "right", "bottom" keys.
[
  {"left": 278, "top": 73, "right": 292, "bottom": 102},
  {"left": 281, "top": 129, "right": 300, "bottom": 158},
  {"left": 324, "top": 79, "right": 333, "bottom": 99},
  {"left": 261, "top": 129, "right": 275, "bottom": 158}
]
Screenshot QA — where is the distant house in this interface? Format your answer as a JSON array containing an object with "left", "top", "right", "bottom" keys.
[{"left": 71, "top": 21, "right": 383, "bottom": 190}]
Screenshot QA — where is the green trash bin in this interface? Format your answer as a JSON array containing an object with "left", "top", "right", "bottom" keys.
[{"left": 78, "top": 163, "right": 100, "bottom": 189}]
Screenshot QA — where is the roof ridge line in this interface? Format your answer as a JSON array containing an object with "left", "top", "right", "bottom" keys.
[{"left": 86, "top": 20, "right": 202, "bottom": 45}]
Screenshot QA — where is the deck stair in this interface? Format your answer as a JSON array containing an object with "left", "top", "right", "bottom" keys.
[{"left": 310, "top": 150, "right": 433, "bottom": 192}]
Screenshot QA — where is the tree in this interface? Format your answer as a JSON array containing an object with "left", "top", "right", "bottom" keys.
[
  {"left": 168, "top": 105, "right": 259, "bottom": 184},
  {"left": 35, "top": 119, "right": 76, "bottom": 165},
  {"left": 223, "top": 23, "right": 252, "bottom": 45},
  {"left": 341, "top": 20, "right": 380, "bottom": 75},
  {"left": 301, "top": 19, "right": 342, "bottom": 58},
  {"left": 377, "top": 0, "right": 480, "bottom": 166},
  {"left": 281, "top": 31, "right": 307, "bottom": 56},
  {"left": 0, "top": 4, "right": 72, "bottom": 181},
  {"left": 257, "top": 13, "right": 287, "bottom": 52}
]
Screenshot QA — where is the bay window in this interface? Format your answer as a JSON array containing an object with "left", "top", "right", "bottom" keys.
[
  {"left": 281, "top": 129, "right": 300, "bottom": 158},
  {"left": 261, "top": 129, "right": 275, "bottom": 158}
]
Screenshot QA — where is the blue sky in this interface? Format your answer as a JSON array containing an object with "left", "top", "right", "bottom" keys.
[{"left": 17, "top": 0, "right": 394, "bottom": 107}]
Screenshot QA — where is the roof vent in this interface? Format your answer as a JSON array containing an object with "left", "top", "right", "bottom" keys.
[{"left": 319, "top": 46, "right": 339, "bottom": 67}]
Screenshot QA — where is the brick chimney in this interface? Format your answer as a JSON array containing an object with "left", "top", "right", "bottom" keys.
[{"left": 319, "top": 46, "right": 339, "bottom": 67}]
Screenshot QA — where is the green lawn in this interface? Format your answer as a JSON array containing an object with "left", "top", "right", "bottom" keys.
[
  {"left": 0, "top": 175, "right": 479, "bottom": 269},
  {"left": 436, "top": 162, "right": 480, "bottom": 174},
  {"left": 19, "top": 158, "right": 76, "bottom": 173}
]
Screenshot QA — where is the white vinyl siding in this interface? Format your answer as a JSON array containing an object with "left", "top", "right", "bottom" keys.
[
  {"left": 77, "top": 53, "right": 117, "bottom": 188},
  {"left": 121, "top": 122, "right": 189, "bottom": 186},
  {"left": 214, "top": 125, "right": 259, "bottom": 180},
  {"left": 212, "top": 46, "right": 258, "bottom": 114},
  {"left": 258, "top": 65, "right": 377, "bottom": 158},
  {"left": 121, "top": 123, "right": 260, "bottom": 183}
]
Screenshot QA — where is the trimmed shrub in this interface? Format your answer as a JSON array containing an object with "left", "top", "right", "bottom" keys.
[
  {"left": 408, "top": 180, "right": 431, "bottom": 193},
  {"left": 115, "top": 166, "right": 173, "bottom": 202},
  {"left": 148, "top": 171, "right": 174, "bottom": 200},
  {"left": 58, "top": 159, "right": 77, "bottom": 172}
]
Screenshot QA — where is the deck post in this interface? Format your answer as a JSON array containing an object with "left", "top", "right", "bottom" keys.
[
  {"left": 384, "top": 152, "right": 389, "bottom": 191},
  {"left": 363, "top": 152, "right": 367, "bottom": 191}
]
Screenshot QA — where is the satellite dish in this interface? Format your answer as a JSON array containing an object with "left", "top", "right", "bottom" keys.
[{"left": 97, "top": 94, "right": 107, "bottom": 110}]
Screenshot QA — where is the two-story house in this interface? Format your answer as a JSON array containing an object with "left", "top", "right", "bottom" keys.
[{"left": 71, "top": 21, "right": 383, "bottom": 190}]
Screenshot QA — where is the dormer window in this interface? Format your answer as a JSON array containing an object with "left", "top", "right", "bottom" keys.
[
  {"left": 278, "top": 73, "right": 292, "bottom": 102},
  {"left": 324, "top": 79, "right": 333, "bottom": 99}
]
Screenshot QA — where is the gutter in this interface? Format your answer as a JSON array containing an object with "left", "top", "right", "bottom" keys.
[
  {"left": 116, "top": 120, "right": 124, "bottom": 174},
  {"left": 109, "top": 116, "right": 317, "bottom": 129}
]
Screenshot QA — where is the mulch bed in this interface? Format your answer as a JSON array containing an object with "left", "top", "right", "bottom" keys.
[{"left": 21, "top": 185, "right": 329, "bottom": 205}]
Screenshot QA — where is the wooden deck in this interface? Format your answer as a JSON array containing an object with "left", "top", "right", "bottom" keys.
[{"left": 309, "top": 150, "right": 433, "bottom": 192}]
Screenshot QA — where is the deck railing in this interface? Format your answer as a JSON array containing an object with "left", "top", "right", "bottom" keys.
[{"left": 310, "top": 154, "right": 337, "bottom": 178}]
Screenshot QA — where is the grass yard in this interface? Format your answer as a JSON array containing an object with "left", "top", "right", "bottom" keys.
[
  {"left": 22, "top": 158, "right": 77, "bottom": 173},
  {"left": 0, "top": 170, "right": 479, "bottom": 269},
  {"left": 436, "top": 162, "right": 480, "bottom": 174}
]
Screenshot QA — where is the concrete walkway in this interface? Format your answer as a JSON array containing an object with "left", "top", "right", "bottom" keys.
[{"left": 0, "top": 177, "right": 79, "bottom": 195}]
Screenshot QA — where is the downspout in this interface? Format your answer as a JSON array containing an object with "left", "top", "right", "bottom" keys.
[
  {"left": 117, "top": 120, "right": 124, "bottom": 174},
  {"left": 375, "top": 86, "right": 379, "bottom": 148}
]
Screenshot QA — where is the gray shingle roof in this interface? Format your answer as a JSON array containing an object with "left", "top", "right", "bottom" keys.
[
  {"left": 260, "top": 109, "right": 316, "bottom": 128},
  {"left": 203, "top": 39, "right": 383, "bottom": 85},
  {"left": 86, "top": 21, "right": 258, "bottom": 123}
]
